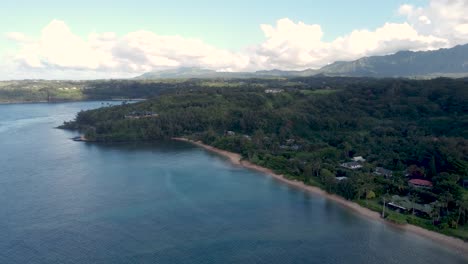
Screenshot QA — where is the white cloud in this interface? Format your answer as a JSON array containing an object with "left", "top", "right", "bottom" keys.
[
  {"left": 252, "top": 18, "right": 326, "bottom": 69},
  {"left": 455, "top": 24, "right": 468, "bottom": 34},
  {"left": 114, "top": 30, "right": 249, "bottom": 72},
  {"left": 252, "top": 19, "right": 447, "bottom": 70},
  {"left": 418, "top": 16, "right": 432, "bottom": 25},
  {"left": 252, "top": 0, "right": 468, "bottom": 70},
  {"left": 398, "top": 4, "right": 414, "bottom": 16},
  {"left": 2, "top": 0, "right": 468, "bottom": 79},
  {"left": 399, "top": 0, "right": 468, "bottom": 45},
  {"left": 5, "top": 32, "right": 30, "bottom": 42},
  {"left": 3, "top": 19, "right": 250, "bottom": 79}
]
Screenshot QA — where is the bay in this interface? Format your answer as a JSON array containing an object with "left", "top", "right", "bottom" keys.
[{"left": 0, "top": 102, "right": 465, "bottom": 263}]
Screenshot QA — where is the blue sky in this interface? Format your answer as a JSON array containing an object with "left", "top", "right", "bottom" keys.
[
  {"left": 5, "top": 0, "right": 468, "bottom": 79},
  {"left": 1, "top": 0, "right": 421, "bottom": 51}
]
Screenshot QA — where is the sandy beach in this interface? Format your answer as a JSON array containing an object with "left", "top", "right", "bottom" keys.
[{"left": 173, "top": 137, "right": 468, "bottom": 257}]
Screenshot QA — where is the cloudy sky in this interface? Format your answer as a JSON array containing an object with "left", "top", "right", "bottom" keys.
[{"left": 1, "top": 0, "right": 468, "bottom": 80}]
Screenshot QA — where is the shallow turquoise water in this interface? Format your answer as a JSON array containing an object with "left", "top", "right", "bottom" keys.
[{"left": 0, "top": 102, "right": 465, "bottom": 263}]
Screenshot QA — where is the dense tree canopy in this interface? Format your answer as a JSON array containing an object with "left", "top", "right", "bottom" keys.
[{"left": 61, "top": 76, "right": 468, "bottom": 239}]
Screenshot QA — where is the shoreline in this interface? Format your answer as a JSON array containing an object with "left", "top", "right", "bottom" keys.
[
  {"left": 0, "top": 98, "right": 146, "bottom": 105},
  {"left": 173, "top": 137, "right": 468, "bottom": 257},
  {"left": 0, "top": 100, "right": 50, "bottom": 105}
]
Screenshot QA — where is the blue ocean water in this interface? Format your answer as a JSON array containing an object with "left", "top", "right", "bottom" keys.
[{"left": 0, "top": 102, "right": 465, "bottom": 264}]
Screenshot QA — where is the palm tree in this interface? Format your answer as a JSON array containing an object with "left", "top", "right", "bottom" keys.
[
  {"left": 409, "top": 192, "right": 420, "bottom": 215},
  {"left": 440, "top": 192, "right": 454, "bottom": 216},
  {"left": 381, "top": 192, "right": 391, "bottom": 218},
  {"left": 312, "top": 160, "right": 322, "bottom": 177},
  {"left": 431, "top": 201, "right": 442, "bottom": 226},
  {"left": 456, "top": 197, "right": 468, "bottom": 228},
  {"left": 391, "top": 172, "right": 406, "bottom": 194}
]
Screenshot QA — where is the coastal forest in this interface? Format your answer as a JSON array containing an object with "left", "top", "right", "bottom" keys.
[
  {"left": 0, "top": 79, "right": 182, "bottom": 103},
  {"left": 60, "top": 77, "right": 468, "bottom": 240}
]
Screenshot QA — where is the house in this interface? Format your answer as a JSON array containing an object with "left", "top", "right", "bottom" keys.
[
  {"left": 462, "top": 179, "right": 468, "bottom": 189},
  {"left": 336, "top": 177, "right": 348, "bottom": 181},
  {"left": 225, "top": 131, "right": 236, "bottom": 136},
  {"left": 352, "top": 156, "right": 366, "bottom": 162},
  {"left": 280, "top": 145, "right": 301, "bottom": 151},
  {"left": 265, "top": 89, "right": 284, "bottom": 94},
  {"left": 340, "top": 162, "right": 363, "bottom": 170},
  {"left": 290, "top": 145, "right": 301, "bottom": 151},
  {"left": 387, "top": 202, "right": 408, "bottom": 212},
  {"left": 387, "top": 195, "right": 434, "bottom": 216},
  {"left": 125, "top": 111, "right": 159, "bottom": 119},
  {"left": 409, "top": 179, "right": 433, "bottom": 189},
  {"left": 374, "top": 167, "right": 393, "bottom": 178}
]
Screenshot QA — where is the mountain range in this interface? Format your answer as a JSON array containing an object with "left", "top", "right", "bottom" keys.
[{"left": 136, "top": 44, "right": 468, "bottom": 79}]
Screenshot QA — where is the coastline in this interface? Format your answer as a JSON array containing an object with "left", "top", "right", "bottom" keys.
[
  {"left": 0, "top": 98, "right": 146, "bottom": 105},
  {"left": 72, "top": 135, "right": 90, "bottom": 142},
  {"left": 173, "top": 137, "right": 468, "bottom": 257},
  {"left": 0, "top": 100, "right": 50, "bottom": 105}
]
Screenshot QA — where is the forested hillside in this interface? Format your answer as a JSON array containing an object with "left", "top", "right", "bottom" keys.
[
  {"left": 319, "top": 44, "right": 468, "bottom": 78},
  {"left": 61, "top": 77, "right": 468, "bottom": 239},
  {"left": 0, "top": 79, "right": 183, "bottom": 103}
]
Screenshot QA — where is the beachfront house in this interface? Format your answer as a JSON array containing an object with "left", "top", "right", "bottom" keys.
[
  {"left": 387, "top": 195, "right": 434, "bottom": 216},
  {"left": 374, "top": 167, "right": 393, "bottom": 178},
  {"left": 340, "top": 162, "right": 363, "bottom": 170}
]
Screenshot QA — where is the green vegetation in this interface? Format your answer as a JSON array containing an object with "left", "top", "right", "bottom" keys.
[
  {"left": 0, "top": 80, "right": 85, "bottom": 102},
  {"left": 0, "top": 77, "right": 352, "bottom": 103},
  {"left": 300, "top": 89, "right": 340, "bottom": 95},
  {"left": 0, "top": 79, "right": 180, "bottom": 103},
  {"left": 60, "top": 76, "right": 468, "bottom": 240}
]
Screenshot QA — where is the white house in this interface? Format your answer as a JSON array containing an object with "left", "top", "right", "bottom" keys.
[
  {"left": 340, "top": 162, "right": 363, "bottom": 170},
  {"left": 265, "top": 89, "right": 284, "bottom": 94},
  {"left": 352, "top": 156, "right": 366, "bottom": 162}
]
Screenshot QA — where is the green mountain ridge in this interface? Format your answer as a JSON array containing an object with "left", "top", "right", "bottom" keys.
[
  {"left": 136, "top": 44, "right": 468, "bottom": 79},
  {"left": 320, "top": 45, "right": 468, "bottom": 77},
  {"left": 135, "top": 67, "right": 313, "bottom": 79}
]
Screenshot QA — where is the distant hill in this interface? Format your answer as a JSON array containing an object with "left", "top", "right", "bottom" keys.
[
  {"left": 135, "top": 44, "right": 468, "bottom": 79},
  {"left": 135, "top": 67, "right": 316, "bottom": 79},
  {"left": 136, "top": 67, "right": 220, "bottom": 79}
]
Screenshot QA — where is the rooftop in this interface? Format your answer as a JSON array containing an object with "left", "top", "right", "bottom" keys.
[
  {"left": 375, "top": 167, "right": 393, "bottom": 176},
  {"left": 352, "top": 156, "right": 366, "bottom": 162},
  {"left": 409, "top": 179, "right": 433, "bottom": 187},
  {"left": 340, "top": 161, "right": 363, "bottom": 169}
]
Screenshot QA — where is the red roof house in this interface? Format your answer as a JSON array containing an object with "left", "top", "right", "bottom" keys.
[{"left": 409, "top": 179, "right": 433, "bottom": 188}]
